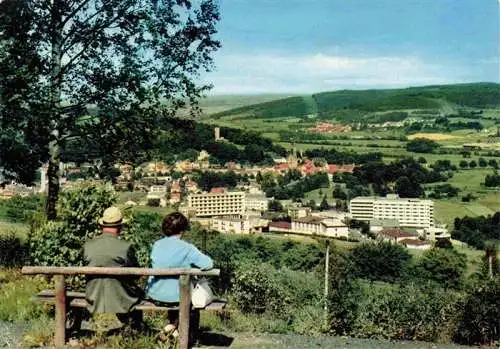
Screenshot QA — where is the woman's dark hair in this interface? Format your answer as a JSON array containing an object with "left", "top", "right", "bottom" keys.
[{"left": 162, "top": 212, "right": 189, "bottom": 237}]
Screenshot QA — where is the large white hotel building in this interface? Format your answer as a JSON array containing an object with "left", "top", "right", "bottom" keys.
[
  {"left": 349, "top": 194, "right": 434, "bottom": 228},
  {"left": 187, "top": 191, "right": 246, "bottom": 217}
]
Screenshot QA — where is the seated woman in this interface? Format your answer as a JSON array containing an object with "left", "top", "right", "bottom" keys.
[{"left": 146, "top": 212, "right": 213, "bottom": 337}]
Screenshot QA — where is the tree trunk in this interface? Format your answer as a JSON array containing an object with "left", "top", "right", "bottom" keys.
[{"left": 45, "top": 0, "right": 63, "bottom": 220}]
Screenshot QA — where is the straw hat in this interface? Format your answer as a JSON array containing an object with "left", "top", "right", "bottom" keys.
[{"left": 98, "top": 206, "right": 125, "bottom": 227}]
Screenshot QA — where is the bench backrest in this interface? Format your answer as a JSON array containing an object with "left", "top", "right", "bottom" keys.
[{"left": 22, "top": 266, "right": 220, "bottom": 277}]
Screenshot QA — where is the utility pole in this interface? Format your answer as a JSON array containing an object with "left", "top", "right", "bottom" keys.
[{"left": 323, "top": 239, "right": 330, "bottom": 329}]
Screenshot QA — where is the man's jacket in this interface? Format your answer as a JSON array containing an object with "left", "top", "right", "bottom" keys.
[{"left": 84, "top": 234, "right": 142, "bottom": 313}]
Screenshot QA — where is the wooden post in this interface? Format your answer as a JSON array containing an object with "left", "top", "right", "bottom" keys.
[
  {"left": 54, "top": 275, "right": 66, "bottom": 348},
  {"left": 179, "top": 275, "right": 191, "bottom": 349},
  {"left": 323, "top": 239, "right": 330, "bottom": 329}
]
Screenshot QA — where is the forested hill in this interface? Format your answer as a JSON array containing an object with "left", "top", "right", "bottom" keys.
[{"left": 210, "top": 83, "right": 500, "bottom": 119}]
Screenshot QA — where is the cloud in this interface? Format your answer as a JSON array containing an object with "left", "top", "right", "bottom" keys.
[{"left": 202, "top": 51, "right": 478, "bottom": 94}]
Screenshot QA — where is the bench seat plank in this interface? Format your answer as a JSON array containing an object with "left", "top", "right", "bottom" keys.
[{"left": 32, "top": 294, "right": 227, "bottom": 311}]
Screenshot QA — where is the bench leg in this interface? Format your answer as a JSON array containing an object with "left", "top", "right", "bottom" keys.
[
  {"left": 179, "top": 275, "right": 191, "bottom": 349},
  {"left": 54, "top": 275, "right": 66, "bottom": 348}
]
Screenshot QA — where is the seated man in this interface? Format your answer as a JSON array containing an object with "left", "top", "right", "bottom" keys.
[
  {"left": 84, "top": 206, "right": 143, "bottom": 329},
  {"left": 146, "top": 212, "right": 213, "bottom": 338}
]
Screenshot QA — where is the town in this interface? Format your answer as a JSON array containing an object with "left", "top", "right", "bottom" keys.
[{"left": 2, "top": 127, "right": 449, "bottom": 251}]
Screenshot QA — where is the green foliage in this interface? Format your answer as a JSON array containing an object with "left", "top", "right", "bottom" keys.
[
  {"left": 122, "top": 211, "right": 163, "bottom": 267},
  {"left": 146, "top": 198, "right": 160, "bottom": 207},
  {"left": 304, "top": 148, "right": 382, "bottom": 164},
  {"left": 214, "top": 83, "right": 500, "bottom": 122},
  {"left": 0, "top": 272, "right": 49, "bottom": 322},
  {"left": 352, "top": 283, "right": 462, "bottom": 342},
  {"left": 196, "top": 171, "right": 243, "bottom": 191},
  {"left": 0, "top": 194, "right": 43, "bottom": 223},
  {"left": 29, "top": 185, "right": 116, "bottom": 268},
  {"left": 232, "top": 261, "right": 322, "bottom": 316},
  {"left": 406, "top": 138, "right": 440, "bottom": 153},
  {"left": 484, "top": 172, "right": 500, "bottom": 187},
  {"left": 268, "top": 200, "right": 284, "bottom": 212},
  {"left": 412, "top": 248, "right": 467, "bottom": 289},
  {"left": 451, "top": 213, "right": 500, "bottom": 249},
  {"left": 0, "top": 233, "right": 28, "bottom": 267},
  {"left": 350, "top": 241, "right": 412, "bottom": 283},
  {"left": 327, "top": 250, "right": 361, "bottom": 335},
  {"left": 454, "top": 278, "right": 500, "bottom": 345}
]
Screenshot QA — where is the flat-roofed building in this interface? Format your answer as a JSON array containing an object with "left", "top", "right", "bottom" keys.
[
  {"left": 349, "top": 194, "right": 434, "bottom": 229},
  {"left": 188, "top": 190, "right": 245, "bottom": 217},
  {"left": 269, "top": 216, "right": 348, "bottom": 238},
  {"left": 245, "top": 193, "right": 271, "bottom": 212}
]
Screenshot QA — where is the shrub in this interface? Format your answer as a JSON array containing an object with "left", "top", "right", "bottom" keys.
[
  {"left": 352, "top": 283, "right": 462, "bottom": 342},
  {"left": 231, "top": 262, "right": 322, "bottom": 316},
  {"left": 406, "top": 138, "right": 440, "bottom": 153},
  {"left": 232, "top": 262, "right": 289, "bottom": 314},
  {"left": 411, "top": 248, "right": 467, "bottom": 289},
  {"left": 454, "top": 278, "right": 500, "bottom": 345},
  {"left": 147, "top": 198, "right": 160, "bottom": 207},
  {"left": 349, "top": 241, "right": 412, "bottom": 283},
  {"left": 29, "top": 184, "right": 117, "bottom": 280},
  {"left": 0, "top": 233, "right": 29, "bottom": 267},
  {"left": 327, "top": 250, "right": 361, "bottom": 335},
  {"left": 0, "top": 194, "right": 43, "bottom": 223},
  {"left": 0, "top": 272, "right": 49, "bottom": 322},
  {"left": 121, "top": 211, "right": 163, "bottom": 267}
]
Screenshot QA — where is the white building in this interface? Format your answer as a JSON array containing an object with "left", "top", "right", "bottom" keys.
[
  {"left": 245, "top": 193, "right": 271, "bottom": 212},
  {"left": 269, "top": 216, "right": 348, "bottom": 238},
  {"left": 188, "top": 190, "right": 245, "bottom": 217},
  {"left": 147, "top": 185, "right": 168, "bottom": 207},
  {"left": 211, "top": 217, "right": 250, "bottom": 234},
  {"left": 349, "top": 194, "right": 434, "bottom": 229}
]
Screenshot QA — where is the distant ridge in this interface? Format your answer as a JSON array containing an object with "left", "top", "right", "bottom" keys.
[{"left": 210, "top": 83, "right": 500, "bottom": 119}]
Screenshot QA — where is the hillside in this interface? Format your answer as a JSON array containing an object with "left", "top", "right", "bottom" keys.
[
  {"left": 211, "top": 83, "right": 500, "bottom": 120},
  {"left": 199, "top": 94, "right": 295, "bottom": 115}
]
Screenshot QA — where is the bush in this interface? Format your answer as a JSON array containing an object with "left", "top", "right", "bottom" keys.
[
  {"left": 352, "top": 283, "right": 462, "bottom": 342},
  {"left": 231, "top": 262, "right": 322, "bottom": 316},
  {"left": 147, "top": 198, "right": 160, "bottom": 207},
  {"left": 411, "top": 248, "right": 467, "bottom": 289},
  {"left": 454, "top": 278, "right": 500, "bottom": 345},
  {"left": 29, "top": 184, "right": 117, "bottom": 274},
  {"left": 232, "top": 262, "right": 290, "bottom": 314},
  {"left": 0, "top": 272, "right": 49, "bottom": 322},
  {"left": 121, "top": 211, "right": 163, "bottom": 267},
  {"left": 0, "top": 194, "right": 43, "bottom": 223},
  {"left": 0, "top": 233, "right": 29, "bottom": 267},
  {"left": 406, "top": 138, "right": 440, "bottom": 153},
  {"left": 350, "top": 241, "right": 412, "bottom": 283}
]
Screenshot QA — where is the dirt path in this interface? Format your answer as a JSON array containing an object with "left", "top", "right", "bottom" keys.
[
  {"left": 0, "top": 321, "right": 26, "bottom": 348},
  {"left": 198, "top": 332, "right": 480, "bottom": 349}
]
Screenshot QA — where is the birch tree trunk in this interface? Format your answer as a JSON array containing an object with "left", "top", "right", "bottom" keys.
[{"left": 46, "top": 0, "right": 62, "bottom": 220}]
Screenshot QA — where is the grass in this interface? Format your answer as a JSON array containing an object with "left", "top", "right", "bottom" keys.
[
  {"left": 0, "top": 270, "right": 49, "bottom": 322},
  {"left": 0, "top": 220, "right": 29, "bottom": 240}
]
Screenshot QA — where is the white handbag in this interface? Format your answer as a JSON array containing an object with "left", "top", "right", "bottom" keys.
[{"left": 191, "top": 278, "right": 215, "bottom": 308}]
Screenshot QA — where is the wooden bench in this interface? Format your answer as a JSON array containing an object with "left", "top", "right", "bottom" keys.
[{"left": 22, "top": 266, "right": 226, "bottom": 349}]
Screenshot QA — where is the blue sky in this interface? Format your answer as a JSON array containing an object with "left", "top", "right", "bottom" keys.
[{"left": 202, "top": 0, "right": 500, "bottom": 94}]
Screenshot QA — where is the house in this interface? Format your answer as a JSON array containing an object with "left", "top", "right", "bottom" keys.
[
  {"left": 379, "top": 228, "right": 419, "bottom": 243},
  {"left": 211, "top": 217, "right": 251, "bottom": 235},
  {"left": 327, "top": 164, "right": 355, "bottom": 174},
  {"left": 288, "top": 206, "right": 312, "bottom": 219},
  {"left": 269, "top": 215, "right": 348, "bottom": 238},
  {"left": 147, "top": 185, "right": 168, "bottom": 207},
  {"left": 399, "top": 238, "right": 431, "bottom": 250}
]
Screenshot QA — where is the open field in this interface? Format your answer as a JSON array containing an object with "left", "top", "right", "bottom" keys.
[{"left": 408, "top": 133, "right": 458, "bottom": 140}]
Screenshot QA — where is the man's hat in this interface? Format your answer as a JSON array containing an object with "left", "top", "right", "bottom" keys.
[{"left": 99, "top": 206, "right": 125, "bottom": 227}]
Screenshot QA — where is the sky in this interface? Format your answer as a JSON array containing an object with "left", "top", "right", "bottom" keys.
[{"left": 202, "top": 0, "right": 500, "bottom": 94}]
